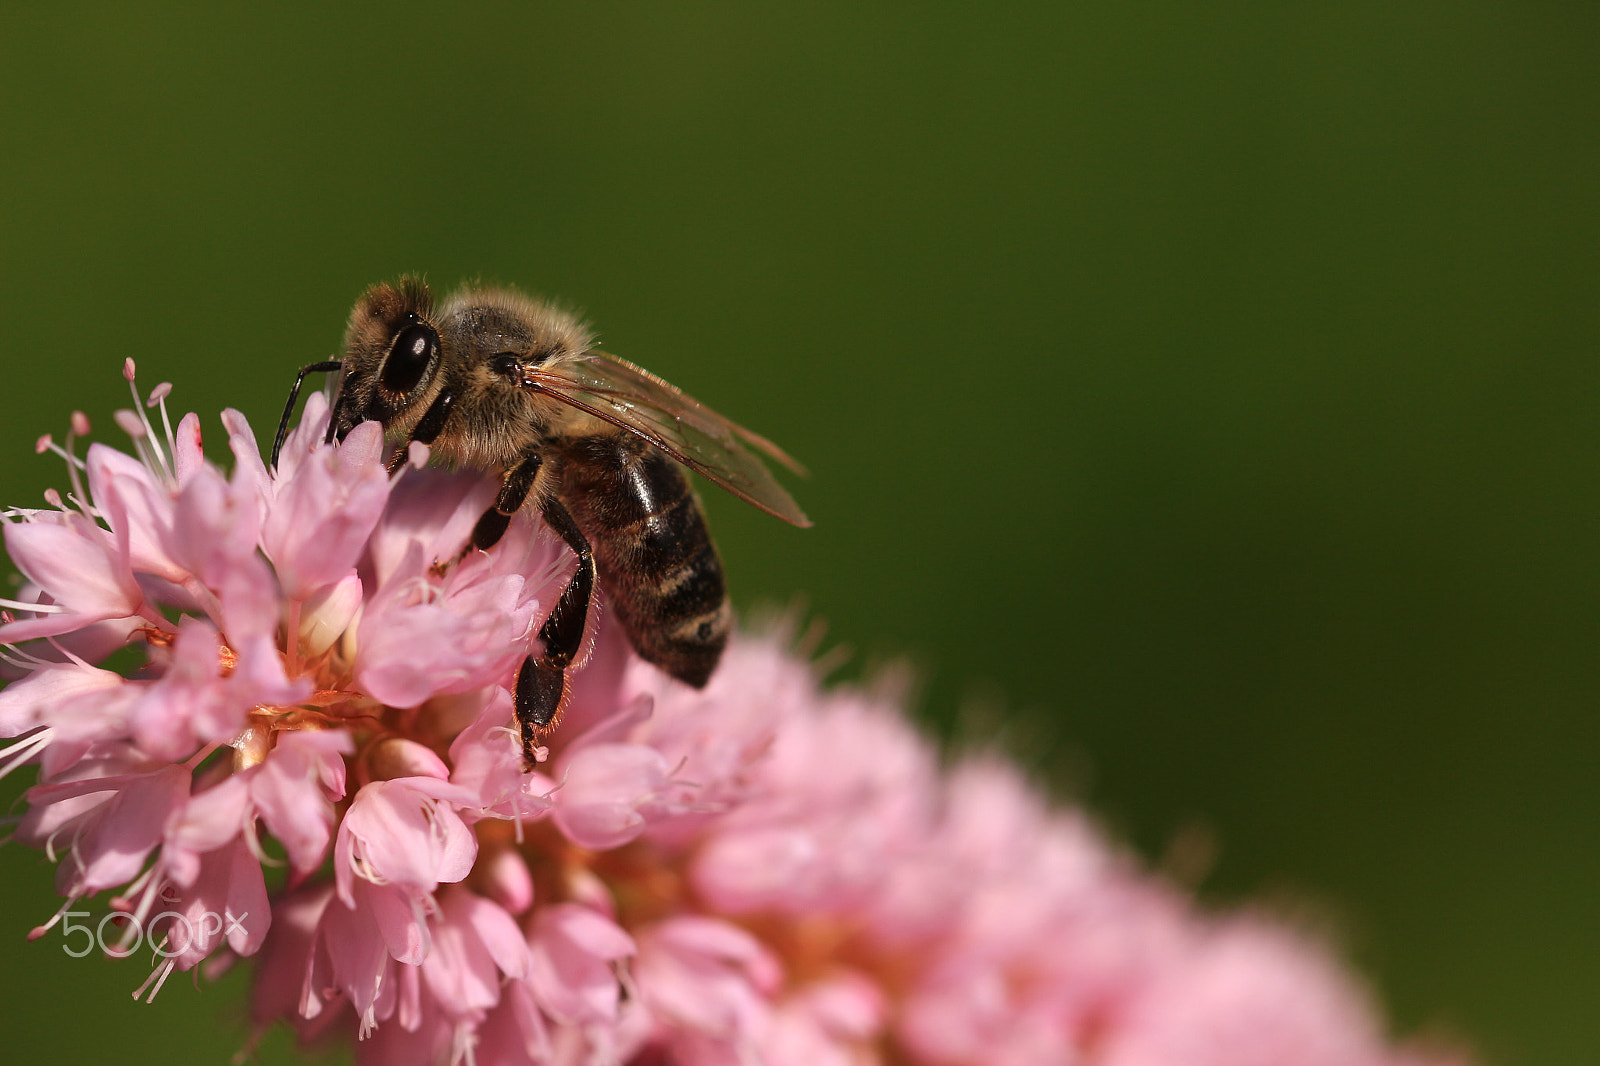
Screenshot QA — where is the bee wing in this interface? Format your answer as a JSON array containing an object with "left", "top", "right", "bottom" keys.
[{"left": 524, "top": 351, "right": 812, "bottom": 527}]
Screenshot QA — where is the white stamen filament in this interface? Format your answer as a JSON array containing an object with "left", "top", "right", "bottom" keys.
[
  {"left": 62, "top": 430, "right": 86, "bottom": 518},
  {"left": 133, "top": 957, "right": 176, "bottom": 1003},
  {"left": 148, "top": 383, "right": 178, "bottom": 455},
  {"left": 123, "top": 373, "right": 172, "bottom": 480},
  {"left": 34, "top": 437, "right": 88, "bottom": 472},
  {"left": 27, "top": 893, "right": 84, "bottom": 940},
  {"left": 0, "top": 597, "right": 70, "bottom": 614},
  {"left": 0, "top": 728, "right": 54, "bottom": 786}
]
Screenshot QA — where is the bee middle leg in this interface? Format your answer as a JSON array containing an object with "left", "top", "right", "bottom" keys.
[{"left": 470, "top": 450, "right": 543, "bottom": 552}]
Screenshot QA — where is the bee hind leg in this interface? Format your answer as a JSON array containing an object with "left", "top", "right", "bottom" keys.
[
  {"left": 450, "top": 449, "right": 590, "bottom": 767},
  {"left": 495, "top": 481, "right": 594, "bottom": 769},
  {"left": 458, "top": 451, "right": 593, "bottom": 768}
]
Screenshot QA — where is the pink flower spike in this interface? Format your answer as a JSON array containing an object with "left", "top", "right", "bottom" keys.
[{"left": 0, "top": 363, "right": 1474, "bottom": 1066}]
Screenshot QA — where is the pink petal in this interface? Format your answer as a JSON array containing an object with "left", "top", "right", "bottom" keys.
[
  {"left": 421, "top": 889, "right": 519, "bottom": 1015},
  {"left": 458, "top": 889, "right": 531, "bottom": 981},
  {"left": 337, "top": 779, "right": 478, "bottom": 903},
  {"left": 223, "top": 837, "right": 272, "bottom": 956},
  {"left": 165, "top": 773, "right": 252, "bottom": 886},
  {"left": 369, "top": 738, "right": 451, "bottom": 782},
  {"left": 365, "top": 464, "right": 498, "bottom": 590},
  {"left": 298, "top": 573, "right": 363, "bottom": 657},
  {"left": 0, "top": 661, "right": 128, "bottom": 738},
  {"left": 320, "top": 885, "right": 395, "bottom": 1022},
  {"left": 446, "top": 690, "right": 538, "bottom": 819},
  {"left": 128, "top": 615, "right": 228, "bottom": 760},
  {"left": 354, "top": 548, "right": 534, "bottom": 707},
  {"left": 163, "top": 838, "right": 271, "bottom": 969},
  {"left": 637, "top": 916, "right": 779, "bottom": 1038},
  {"left": 3, "top": 514, "right": 143, "bottom": 622},
  {"left": 526, "top": 903, "right": 635, "bottom": 1025},
  {"left": 248, "top": 883, "right": 332, "bottom": 1032},
  {"left": 552, "top": 743, "right": 671, "bottom": 850},
  {"left": 168, "top": 465, "right": 262, "bottom": 592},
  {"left": 476, "top": 980, "right": 553, "bottom": 1064},
  {"left": 55, "top": 764, "right": 189, "bottom": 896},
  {"left": 252, "top": 730, "right": 354, "bottom": 877},
  {"left": 221, "top": 408, "right": 273, "bottom": 507},
  {"left": 171, "top": 411, "right": 205, "bottom": 485},
  {"left": 85, "top": 443, "right": 186, "bottom": 582},
  {"left": 261, "top": 420, "right": 390, "bottom": 600},
  {"left": 474, "top": 844, "right": 535, "bottom": 916},
  {"left": 361, "top": 878, "right": 431, "bottom": 967},
  {"left": 268, "top": 391, "right": 331, "bottom": 482}
]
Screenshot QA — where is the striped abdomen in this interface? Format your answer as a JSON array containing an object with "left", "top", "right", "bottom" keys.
[{"left": 556, "top": 434, "right": 729, "bottom": 686}]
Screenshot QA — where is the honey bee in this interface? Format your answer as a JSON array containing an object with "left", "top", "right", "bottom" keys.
[{"left": 271, "top": 278, "right": 809, "bottom": 764}]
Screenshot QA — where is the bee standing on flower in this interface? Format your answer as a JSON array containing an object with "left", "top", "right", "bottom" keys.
[{"left": 271, "top": 279, "right": 810, "bottom": 764}]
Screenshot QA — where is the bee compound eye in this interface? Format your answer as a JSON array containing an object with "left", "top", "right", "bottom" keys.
[{"left": 379, "top": 322, "right": 440, "bottom": 396}]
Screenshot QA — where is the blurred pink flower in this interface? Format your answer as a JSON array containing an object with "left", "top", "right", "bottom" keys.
[{"left": 0, "top": 368, "right": 1469, "bottom": 1065}]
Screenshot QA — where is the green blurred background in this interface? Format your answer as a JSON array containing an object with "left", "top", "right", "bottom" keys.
[{"left": 1, "top": 3, "right": 1594, "bottom": 1063}]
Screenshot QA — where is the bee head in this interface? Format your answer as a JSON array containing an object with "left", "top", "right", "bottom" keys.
[{"left": 342, "top": 277, "right": 443, "bottom": 423}]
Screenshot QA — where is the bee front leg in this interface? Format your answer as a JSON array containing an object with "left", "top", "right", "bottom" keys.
[
  {"left": 270, "top": 360, "right": 344, "bottom": 469},
  {"left": 384, "top": 385, "right": 459, "bottom": 475},
  {"left": 514, "top": 498, "right": 594, "bottom": 765}
]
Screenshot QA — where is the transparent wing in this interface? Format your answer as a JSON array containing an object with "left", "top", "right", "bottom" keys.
[{"left": 524, "top": 352, "right": 812, "bottom": 527}]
